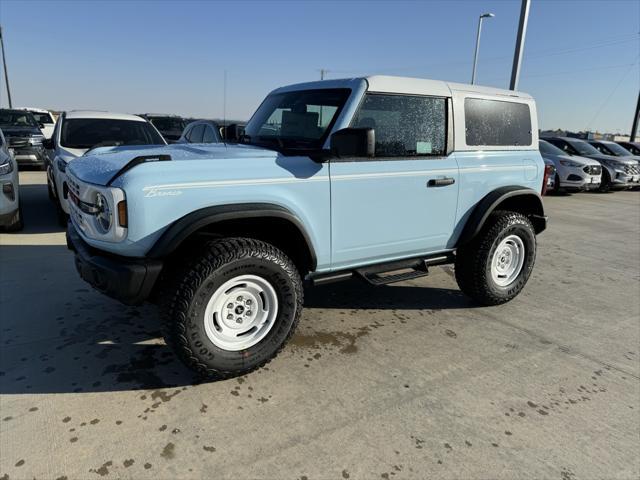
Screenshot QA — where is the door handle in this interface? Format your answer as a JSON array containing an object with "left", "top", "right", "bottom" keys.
[{"left": 427, "top": 177, "right": 455, "bottom": 187}]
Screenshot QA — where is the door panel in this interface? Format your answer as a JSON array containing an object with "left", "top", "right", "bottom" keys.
[{"left": 330, "top": 156, "right": 459, "bottom": 270}]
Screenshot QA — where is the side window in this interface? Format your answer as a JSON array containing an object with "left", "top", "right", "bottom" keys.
[
  {"left": 202, "top": 125, "right": 217, "bottom": 143},
  {"left": 351, "top": 94, "right": 447, "bottom": 158},
  {"left": 188, "top": 124, "right": 205, "bottom": 143},
  {"left": 464, "top": 98, "right": 532, "bottom": 146}
]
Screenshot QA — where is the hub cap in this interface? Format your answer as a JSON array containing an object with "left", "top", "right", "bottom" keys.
[
  {"left": 491, "top": 235, "right": 526, "bottom": 287},
  {"left": 203, "top": 275, "right": 278, "bottom": 351}
]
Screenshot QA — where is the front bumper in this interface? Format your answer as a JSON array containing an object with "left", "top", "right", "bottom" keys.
[
  {"left": 66, "top": 223, "right": 163, "bottom": 305},
  {"left": 12, "top": 146, "right": 47, "bottom": 167}
]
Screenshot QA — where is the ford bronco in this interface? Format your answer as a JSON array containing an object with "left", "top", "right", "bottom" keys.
[{"left": 66, "top": 76, "right": 548, "bottom": 378}]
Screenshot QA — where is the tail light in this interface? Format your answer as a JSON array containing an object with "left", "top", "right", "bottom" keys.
[{"left": 542, "top": 164, "right": 554, "bottom": 195}]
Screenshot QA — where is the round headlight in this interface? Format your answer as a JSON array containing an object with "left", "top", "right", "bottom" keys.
[{"left": 95, "top": 193, "right": 112, "bottom": 232}]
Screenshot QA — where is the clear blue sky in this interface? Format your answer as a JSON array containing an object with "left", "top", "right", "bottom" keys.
[{"left": 1, "top": 0, "right": 638, "bottom": 133}]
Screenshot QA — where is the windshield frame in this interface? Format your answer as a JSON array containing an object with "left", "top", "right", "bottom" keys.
[{"left": 242, "top": 88, "right": 352, "bottom": 153}]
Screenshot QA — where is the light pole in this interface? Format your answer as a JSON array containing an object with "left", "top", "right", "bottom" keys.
[
  {"left": 471, "top": 13, "right": 495, "bottom": 85},
  {"left": 0, "top": 26, "right": 12, "bottom": 108}
]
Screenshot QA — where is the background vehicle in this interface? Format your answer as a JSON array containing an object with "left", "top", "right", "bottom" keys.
[
  {"left": 543, "top": 157, "right": 557, "bottom": 194},
  {"left": 588, "top": 139, "right": 640, "bottom": 162},
  {"left": 20, "top": 107, "right": 56, "bottom": 139},
  {"left": 544, "top": 136, "right": 638, "bottom": 192},
  {"left": 0, "top": 129, "right": 22, "bottom": 231},
  {"left": 66, "top": 76, "right": 547, "bottom": 380},
  {"left": 178, "top": 120, "right": 222, "bottom": 144},
  {"left": 46, "top": 111, "right": 166, "bottom": 223},
  {"left": 0, "top": 109, "right": 47, "bottom": 170},
  {"left": 539, "top": 139, "right": 601, "bottom": 192},
  {"left": 139, "top": 114, "right": 186, "bottom": 143},
  {"left": 616, "top": 141, "right": 640, "bottom": 156}
]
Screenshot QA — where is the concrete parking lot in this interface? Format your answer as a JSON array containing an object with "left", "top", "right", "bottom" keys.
[{"left": 1, "top": 171, "right": 639, "bottom": 480}]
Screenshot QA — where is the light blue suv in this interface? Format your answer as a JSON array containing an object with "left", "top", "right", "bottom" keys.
[{"left": 65, "top": 76, "right": 548, "bottom": 379}]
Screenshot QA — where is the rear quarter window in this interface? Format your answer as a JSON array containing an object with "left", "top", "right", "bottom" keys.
[{"left": 464, "top": 98, "right": 532, "bottom": 147}]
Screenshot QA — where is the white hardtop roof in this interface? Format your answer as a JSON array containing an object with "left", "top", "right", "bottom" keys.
[
  {"left": 19, "top": 107, "right": 53, "bottom": 114},
  {"left": 274, "top": 75, "right": 532, "bottom": 100},
  {"left": 65, "top": 110, "right": 146, "bottom": 121},
  {"left": 366, "top": 75, "right": 532, "bottom": 99}
]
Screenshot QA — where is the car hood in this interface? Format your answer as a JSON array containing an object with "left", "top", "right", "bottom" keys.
[
  {"left": 581, "top": 152, "right": 637, "bottom": 165},
  {"left": 1, "top": 126, "right": 41, "bottom": 137},
  {"left": 67, "top": 143, "right": 277, "bottom": 185},
  {"left": 541, "top": 152, "right": 600, "bottom": 166}
]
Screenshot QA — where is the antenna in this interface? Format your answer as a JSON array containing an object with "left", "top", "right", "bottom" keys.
[{"left": 223, "top": 69, "right": 227, "bottom": 129}]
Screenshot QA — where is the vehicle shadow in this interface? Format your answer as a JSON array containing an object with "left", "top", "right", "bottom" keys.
[
  {"left": 304, "top": 276, "right": 478, "bottom": 310},
  {"left": 17, "top": 184, "right": 65, "bottom": 234},
  {"left": 0, "top": 244, "right": 201, "bottom": 395}
]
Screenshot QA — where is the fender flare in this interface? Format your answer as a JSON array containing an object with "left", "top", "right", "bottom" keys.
[
  {"left": 456, "top": 186, "right": 547, "bottom": 246},
  {"left": 147, "top": 203, "right": 318, "bottom": 269}
]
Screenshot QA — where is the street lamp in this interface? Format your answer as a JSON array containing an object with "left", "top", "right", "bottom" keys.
[{"left": 471, "top": 13, "right": 495, "bottom": 85}]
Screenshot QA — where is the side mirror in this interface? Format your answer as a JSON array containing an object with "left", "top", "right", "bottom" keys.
[
  {"left": 43, "top": 138, "right": 54, "bottom": 149},
  {"left": 8, "top": 148, "right": 15, "bottom": 158},
  {"left": 38, "top": 123, "right": 45, "bottom": 129},
  {"left": 330, "top": 128, "right": 375, "bottom": 158},
  {"left": 223, "top": 124, "right": 239, "bottom": 141}
]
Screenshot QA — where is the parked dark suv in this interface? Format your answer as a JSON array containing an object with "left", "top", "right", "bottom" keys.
[
  {"left": 0, "top": 109, "right": 48, "bottom": 169},
  {"left": 138, "top": 114, "right": 186, "bottom": 143}
]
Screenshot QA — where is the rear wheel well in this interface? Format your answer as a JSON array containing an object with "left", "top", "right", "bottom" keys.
[{"left": 494, "top": 194, "right": 545, "bottom": 233}]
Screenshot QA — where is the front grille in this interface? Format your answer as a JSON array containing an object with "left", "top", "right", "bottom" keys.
[
  {"left": 567, "top": 174, "right": 582, "bottom": 181},
  {"left": 7, "top": 136, "right": 29, "bottom": 148},
  {"left": 624, "top": 164, "right": 640, "bottom": 175},
  {"left": 583, "top": 165, "right": 602, "bottom": 175}
]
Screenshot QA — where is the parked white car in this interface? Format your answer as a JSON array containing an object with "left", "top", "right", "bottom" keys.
[
  {"left": 539, "top": 139, "right": 602, "bottom": 192},
  {"left": 20, "top": 107, "right": 56, "bottom": 140},
  {"left": 46, "top": 111, "right": 166, "bottom": 223},
  {"left": 0, "top": 128, "right": 22, "bottom": 231}
]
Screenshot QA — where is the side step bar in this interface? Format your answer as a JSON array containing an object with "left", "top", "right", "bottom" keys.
[{"left": 310, "top": 253, "right": 454, "bottom": 287}]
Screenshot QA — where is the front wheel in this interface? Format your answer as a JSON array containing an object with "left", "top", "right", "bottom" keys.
[
  {"left": 455, "top": 210, "right": 537, "bottom": 306},
  {"left": 162, "top": 238, "right": 303, "bottom": 379}
]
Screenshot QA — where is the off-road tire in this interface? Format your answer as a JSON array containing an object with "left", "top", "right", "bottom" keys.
[
  {"left": 455, "top": 210, "right": 536, "bottom": 306},
  {"left": 162, "top": 237, "right": 303, "bottom": 379}
]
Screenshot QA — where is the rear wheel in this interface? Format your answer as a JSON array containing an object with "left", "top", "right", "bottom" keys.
[
  {"left": 162, "top": 237, "right": 303, "bottom": 379},
  {"left": 455, "top": 210, "right": 536, "bottom": 306}
]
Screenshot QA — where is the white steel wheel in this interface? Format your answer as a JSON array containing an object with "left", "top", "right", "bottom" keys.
[
  {"left": 203, "top": 274, "right": 279, "bottom": 351},
  {"left": 490, "top": 234, "right": 526, "bottom": 287}
]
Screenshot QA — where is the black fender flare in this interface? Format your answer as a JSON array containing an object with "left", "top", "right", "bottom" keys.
[
  {"left": 456, "top": 186, "right": 547, "bottom": 246},
  {"left": 147, "top": 203, "right": 318, "bottom": 269}
]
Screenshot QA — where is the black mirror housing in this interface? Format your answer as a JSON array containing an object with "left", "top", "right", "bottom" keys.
[
  {"left": 330, "top": 128, "right": 375, "bottom": 158},
  {"left": 223, "top": 124, "right": 244, "bottom": 141},
  {"left": 43, "top": 138, "right": 54, "bottom": 149}
]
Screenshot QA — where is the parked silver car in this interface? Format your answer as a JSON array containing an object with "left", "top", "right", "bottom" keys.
[
  {"left": 0, "top": 128, "right": 22, "bottom": 231},
  {"left": 545, "top": 136, "right": 640, "bottom": 192},
  {"left": 539, "top": 139, "right": 601, "bottom": 192}
]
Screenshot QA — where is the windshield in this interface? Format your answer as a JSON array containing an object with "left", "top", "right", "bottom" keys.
[
  {"left": 568, "top": 140, "right": 601, "bottom": 156},
  {"left": 601, "top": 142, "right": 633, "bottom": 156},
  {"left": 31, "top": 112, "right": 54, "bottom": 124},
  {"left": 61, "top": 119, "right": 166, "bottom": 149},
  {"left": 243, "top": 88, "right": 351, "bottom": 150},
  {"left": 0, "top": 110, "right": 38, "bottom": 128},
  {"left": 539, "top": 140, "right": 565, "bottom": 156},
  {"left": 149, "top": 117, "right": 185, "bottom": 132}
]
